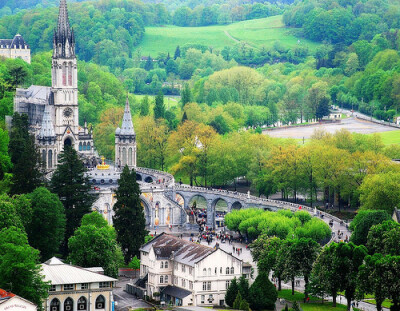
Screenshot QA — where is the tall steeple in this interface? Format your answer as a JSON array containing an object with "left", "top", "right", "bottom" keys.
[
  {"left": 120, "top": 97, "right": 135, "bottom": 136},
  {"left": 115, "top": 96, "right": 137, "bottom": 169},
  {"left": 53, "top": 0, "right": 75, "bottom": 58}
]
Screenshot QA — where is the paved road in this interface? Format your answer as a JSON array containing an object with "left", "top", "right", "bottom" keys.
[{"left": 113, "top": 278, "right": 152, "bottom": 311}]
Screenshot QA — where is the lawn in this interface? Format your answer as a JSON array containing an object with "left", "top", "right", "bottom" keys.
[
  {"left": 301, "top": 302, "right": 349, "bottom": 311},
  {"left": 133, "top": 94, "right": 181, "bottom": 109},
  {"left": 364, "top": 299, "right": 392, "bottom": 309},
  {"left": 371, "top": 130, "right": 400, "bottom": 145},
  {"left": 136, "top": 15, "right": 320, "bottom": 56},
  {"left": 278, "top": 289, "right": 320, "bottom": 302}
]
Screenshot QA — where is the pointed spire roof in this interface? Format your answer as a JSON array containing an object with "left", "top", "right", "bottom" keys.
[
  {"left": 119, "top": 97, "right": 135, "bottom": 136},
  {"left": 39, "top": 105, "right": 56, "bottom": 139},
  {"left": 57, "top": 0, "right": 71, "bottom": 38},
  {"left": 54, "top": 0, "right": 75, "bottom": 58}
]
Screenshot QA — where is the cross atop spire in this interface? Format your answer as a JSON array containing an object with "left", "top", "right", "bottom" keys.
[
  {"left": 119, "top": 96, "right": 135, "bottom": 136},
  {"left": 53, "top": 0, "right": 75, "bottom": 58}
]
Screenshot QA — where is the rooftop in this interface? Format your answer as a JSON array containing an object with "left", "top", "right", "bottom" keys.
[{"left": 40, "top": 257, "right": 117, "bottom": 285}]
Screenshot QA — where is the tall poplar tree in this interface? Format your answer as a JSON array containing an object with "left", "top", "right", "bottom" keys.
[
  {"left": 8, "top": 112, "right": 42, "bottom": 195},
  {"left": 50, "top": 146, "right": 95, "bottom": 255},
  {"left": 154, "top": 90, "right": 165, "bottom": 119},
  {"left": 113, "top": 166, "right": 146, "bottom": 264}
]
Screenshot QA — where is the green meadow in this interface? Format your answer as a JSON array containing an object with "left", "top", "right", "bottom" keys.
[{"left": 136, "top": 15, "right": 321, "bottom": 56}]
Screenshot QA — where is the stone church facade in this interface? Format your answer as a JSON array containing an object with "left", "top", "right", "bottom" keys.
[{"left": 13, "top": 0, "right": 98, "bottom": 169}]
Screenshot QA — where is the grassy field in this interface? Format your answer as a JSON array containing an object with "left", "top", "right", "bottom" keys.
[
  {"left": 278, "top": 289, "right": 320, "bottom": 302},
  {"left": 301, "top": 302, "right": 349, "bottom": 311},
  {"left": 371, "top": 130, "right": 400, "bottom": 145},
  {"left": 136, "top": 15, "right": 320, "bottom": 56},
  {"left": 133, "top": 94, "right": 181, "bottom": 109},
  {"left": 364, "top": 299, "right": 392, "bottom": 308}
]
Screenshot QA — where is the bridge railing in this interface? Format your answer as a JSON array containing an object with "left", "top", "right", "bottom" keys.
[{"left": 136, "top": 167, "right": 175, "bottom": 186}]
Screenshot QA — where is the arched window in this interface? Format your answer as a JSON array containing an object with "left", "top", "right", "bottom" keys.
[
  {"left": 160, "top": 261, "right": 164, "bottom": 269},
  {"left": 160, "top": 275, "right": 164, "bottom": 283},
  {"left": 42, "top": 149, "right": 46, "bottom": 166},
  {"left": 95, "top": 296, "right": 105, "bottom": 309},
  {"left": 83, "top": 142, "right": 86, "bottom": 151},
  {"left": 50, "top": 299, "right": 60, "bottom": 311},
  {"left": 122, "top": 148, "right": 127, "bottom": 167},
  {"left": 48, "top": 150, "right": 53, "bottom": 168},
  {"left": 208, "top": 268, "right": 211, "bottom": 276},
  {"left": 62, "top": 63, "right": 67, "bottom": 86},
  {"left": 77, "top": 297, "right": 87, "bottom": 311},
  {"left": 87, "top": 143, "right": 91, "bottom": 150},
  {"left": 164, "top": 261, "right": 168, "bottom": 268},
  {"left": 68, "top": 62, "right": 73, "bottom": 86},
  {"left": 203, "top": 268, "right": 207, "bottom": 276},
  {"left": 165, "top": 275, "right": 169, "bottom": 283},
  {"left": 64, "top": 298, "right": 73, "bottom": 311},
  {"left": 79, "top": 142, "right": 82, "bottom": 151},
  {"left": 128, "top": 148, "right": 132, "bottom": 166},
  {"left": 231, "top": 267, "right": 234, "bottom": 274},
  {"left": 226, "top": 267, "right": 230, "bottom": 274}
]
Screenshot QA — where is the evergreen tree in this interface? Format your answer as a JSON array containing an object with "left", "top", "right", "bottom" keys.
[
  {"left": 238, "top": 275, "right": 250, "bottom": 301},
  {"left": 181, "top": 83, "right": 191, "bottom": 107},
  {"left": 8, "top": 112, "right": 42, "bottom": 195},
  {"left": 174, "top": 45, "right": 181, "bottom": 59},
  {"left": 181, "top": 111, "right": 188, "bottom": 123},
  {"left": 50, "top": 146, "right": 95, "bottom": 255},
  {"left": 316, "top": 96, "right": 330, "bottom": 120},
  {"left": 113, "top": 166, "right": 147, "bottom": 263},
  {"left": 144, "top": 55, "right": 154, "bottom": 71},
  {"left": 154, "top": 90, "right": 165, "bottom": 119},
  {"left": 249, "top": 272, "right": 278, "bottom": 310},
  {"left": 239, "top": 299, "right": 250, "bottom": 311},
  {"left": 225, "top": 277, "right": 239, "bottom": 307},
  {"left": 292, "top": 301, "right": 300, "bottom": 311},
  {"left": 233, "top": 291, "right": 243, "bottom": 310},
  {"left": 140, "top": 95, "right": 150, "bottom": 116}
]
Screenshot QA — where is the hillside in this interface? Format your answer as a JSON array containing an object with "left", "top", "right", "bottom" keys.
[{"left": 137, "top": 15, "right": 320, "bottom": 56}]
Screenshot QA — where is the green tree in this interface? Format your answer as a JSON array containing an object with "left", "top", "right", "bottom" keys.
[
  {"left": 181, "top": 83, "right": 192, "bottom": 107},
  {"left": 315, "top": 96, "right": 330, "bottom": 120},
  {"left": 128, "top": 256, "right": 140, "bottom": 269},
  {"left": 233, "top": 291, "right": 243, "bottom": 310},
  {"left": 154, "top": 90, "right": 165, "bottom": 119},
  {"left": 238, "top": 275, "right": 250, "bottom": 302},
  {"left": 0, "top": 128, "right": 11, "bottom": 182},
  {"left": 140, "top": 95, "right": 150, "bottom": 116},
  {"left": 26, "top": 187, "right": 66, "bottom": 261},
  {"left": 350, "top": 210, "right": 390, "bottom": 245},
  {"left": 50, "top": 146, "right": 95, "bottom": 255},
  {"left": 144, "top": 55, "right": 154, "bottom": 71},
  {"left": 174, "top": 45, "right": 181, "bottom": 59},
  {"left": 249, "top": 272, "right": 277, "bottom": 310},
  {"left": 68, "top": 212, "right": 123, "bottom": 278},
  {"left": 8, "top": 112, "right": 42, "bottom": 195},
  {"left": 367, "top": 220, "right": 400, "bottom": 255},
  {"left": 113, "top": 166, "right": 147, "bottom": 263},
  {"left": 225, "top": 277, "right": 239, "bottom": 307},
  {"left": 0, "top": 194, "right": 25, "bottom": 231},
  {"left": 0, "top": 226, "right": 49, "bottom": 309}
]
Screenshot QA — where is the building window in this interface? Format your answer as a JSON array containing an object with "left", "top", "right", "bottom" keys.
[
  {"left": 87, "top": 144, "right": 91, "bottom": 150},
  {"left": 49, "top": 285, "right": 56, "bottom": 292},
  {"left": 225, "top": 280, "right": 230, "bottom": 289},
  {"left": 189, "top": 281, "right": 193, "bottom": 290},
  {"left": 181, "top": 279, "right": 186, "bottom": 288},
  {"left": 48, "top": 150, "right": 53, "bottom": 168},
  {"left": 226, "top": 267, "right": 230, "bottom": 274},
  {"left": 220, "top": 267, "right": 222, "bottom": 274},
  {"left": 231, "top": 267, "right": 234, "bottom": 274},
  {"left": 77, "top": 297, "right": 87, "bottom": 311},
  {"left": 208, "top": 268, "right": 211, "bottom": 276},
  {"left": 64, "top": 284, "right": 74, "bottom": 291},
  {"left": 215, "top": 267, "right": 217, "bottom": 275},
  {"left": 160, "top": 276, "right": 164, "bottom": 283},
  {"left": 99, "top": 282, "right": 110, "bottom": 288},
  {"left": 79, "top": 142, "right": 82, "bottom": 151},
  {"left": 64, "top": 298, "right": 73, "bottom": 311},
  {"left": 174, "top": 263, "right": 178, "bottom": 271},
  {"left": 201, "top": 295, "right": 205, "bottom": 304},
  {"left": 128, "top": 148, "right": 132, "bottom": 166},
  {"left": 182, "top": 265, "right": 186, "bottom": 273},
  {"left": 174, "top": 277, "right": 178, "bottom": 285},
  {"left": 165, "top": 275, "right": 168, "bottom": 283},
  {"left": 189, "top": 267, "right": 192, "bottom": 275},
  {"left": 203, "top": 268, "right": 206, "bottom": 276},
  {"left": 207, "top": 281, "right": 211, "bottom": 290},
  {"left": 202, "top": 282, "right": 207, "bottom": 291},
  {"left": 165, "top": 261, "right": 168, "bottom": 268},
  {"left": 81, "top": 283, "right": 88, "bottom": 290},
  {"left": 160, "top": 261, "right": 164, "bottom": 269},
  {"left": 95, "top": 295, "right": 105, "bottom": 309},
  {"left": 50, "top": 299, "right": 60, "bottom": 311}
]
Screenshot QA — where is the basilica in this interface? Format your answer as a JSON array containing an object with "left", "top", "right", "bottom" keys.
[{"left": 13, "top": 0, "right": 136, "bottom": 170}]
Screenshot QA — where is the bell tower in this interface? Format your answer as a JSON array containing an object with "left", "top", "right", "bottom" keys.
[{"left": 51, "top": 0, "right": 79, "bottom": 152}]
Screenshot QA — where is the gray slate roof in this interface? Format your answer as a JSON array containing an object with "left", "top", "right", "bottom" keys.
[
  {"left": 119, "top": 98, "right": 135, "bottom": 136},
  {"left": 41, "top": 257, "right": 117, "bottom": 285},
  {"left": 16, "top": 85, "right": 52, "bottom": 101},
  {"left": 0, "top": 34, "right": 29, "bottom": 49},
  {"left": 39, "top": 105, "right": 55, "bottom": 139},
  {"left": 140, "top": 233, "right": 215, "bottom": 267},
  {"left": 162, "top": 285, "right": 191, "bottom": 299}
]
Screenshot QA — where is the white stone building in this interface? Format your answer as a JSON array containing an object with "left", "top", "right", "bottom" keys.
[
  {"left": 40, "top": 258, "right": 116, "bottom": 311},
  {"left": 0, "top": 34, "right": 31, "bottom": 64},
  {"left": 139, "top": 233, "right": 242, "bottom": 307},
  {"left": 0, "top": 289, "right": 37, "bottom": 311}
]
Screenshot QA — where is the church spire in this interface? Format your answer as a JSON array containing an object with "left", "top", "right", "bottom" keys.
[
  {"left": 53, "top": 0, "right": 75, "bottom": 58},
  {"left": 120, "top": 96, "right": 135, "bottom": 136}
]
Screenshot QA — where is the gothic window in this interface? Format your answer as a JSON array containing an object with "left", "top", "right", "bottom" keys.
[
  {"left": 77, "top": 297, "right": 87, "bottom": 311},
  {"left": 83, "top": 142, "right": 86, "bottom": 151},
  {"left": 203, "top": 268, "right": 206, "bottom": 276},
  {"left": 54, "top": 150, "right": 57, "bottom": 166},
  {"left": 48, "top": 150, "right": 53, "bottom": 168},
  {"left": 68, "top": 62, "right": 73, "bottom": 86},
  {"left": 226, "top": 267, "right": 229, "bottom": 274},
  {"left": 62, "top": 63, "right": 67, "bottom": 86},
  {"left": 64, "top": 298, "right": 73, "bottom": 311},
  {"left": 79, "top": 142, "right": 82, "bottom": 151},
  {"left": 231, "top": 267, "right": 234, "bottom": 274},
  {"left": 87, "top": 143, "right": 91, "bottom": 150},
  {"left": 122, "top": 147, "right": 127, "bottom": 167},
  {"left": 95, "top": 296, "right": 105, "bottom": 309},
  {"left": 42, "top": 150, "right": 46, "bottom": 166},
  {"left": 128, "top": 148, "right": 132, "bottom": 166},
  {"left": 50, "top": 299, "right": 60, "bottom": 311}
]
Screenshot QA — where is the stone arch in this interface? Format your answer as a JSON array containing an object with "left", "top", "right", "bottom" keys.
[
  {"left": 188, "top": 194, "right": 207, "bottom": 210},
  {"left": 144, "top": 176, "right": 153, "bottom": 183},
  {"left": 50, "top": 298, "right": 60, "bottom": 311},
  {"left": 64, "top": 137, "right": 73, "bottom": 147},
  {"left": 77, "top": 297, "right": 87, "bottom": 311},
  {"left": 136, "top": 173, "right": 142, "bottom": 181},
  {"left": 140, "top": 195, "right": 152, "bottom": 226},
  {"left": 95, "top": 295, "right": 105, "bottom": 310},
  {"left": 211, "top": 198, "right": 228, "bottom": 228},
  {"left": 231, "top": 201, "right": 243, "bottom": 211}
]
